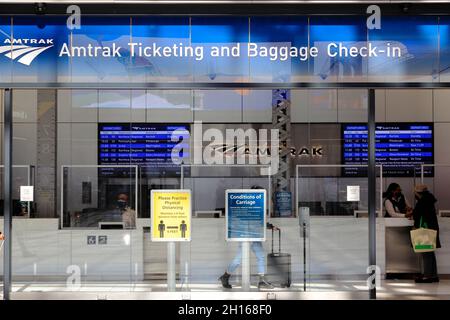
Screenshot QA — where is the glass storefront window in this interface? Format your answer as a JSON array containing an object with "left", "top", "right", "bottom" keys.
[{"left": 0, "top": 10, "right": 449, "bottom": 300}]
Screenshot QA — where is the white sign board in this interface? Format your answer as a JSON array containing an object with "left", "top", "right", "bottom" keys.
[
  {"left": 347, "top": 186, "right": 360, "bottom": 202},
  {"left": 20, "top": 186, "right": 34, "bottom": 202}
]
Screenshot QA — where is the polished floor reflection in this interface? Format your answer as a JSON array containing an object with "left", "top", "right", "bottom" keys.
[{"left": 1, "top": 280, "right": 449, "bottom": 300}]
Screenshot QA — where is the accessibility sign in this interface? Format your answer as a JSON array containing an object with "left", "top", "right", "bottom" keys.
[
  {"left": 226, "top": 189, "right": 266, "bottom": 242},
  {"left": 151, "top": 190, "right": 191, "bottom": 242}
]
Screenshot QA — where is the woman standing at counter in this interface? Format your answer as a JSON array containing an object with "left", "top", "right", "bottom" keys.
[
  {"left": 383, "top": 183, "right": 413, "bottom": 218},
  {"left": 412, "top": 184, "right": 441, "bottom": 283}
]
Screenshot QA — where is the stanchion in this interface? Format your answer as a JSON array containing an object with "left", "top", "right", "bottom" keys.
[
  {"left": 299, "top": 207, "right": 310, "bottom": 292},
  {"left": 303, "top": 222, "right": 306, "bottom": 292},
  {"left": 167, "top": 241, "right": 176, "bottom": 292},
  {"left": 241, "top": 241, "right": 251, "bottom": 291}
]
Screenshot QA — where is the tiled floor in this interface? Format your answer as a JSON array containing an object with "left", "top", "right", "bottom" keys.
[{"left": 1, "top": 280, "right": 450, "bottom": 299}]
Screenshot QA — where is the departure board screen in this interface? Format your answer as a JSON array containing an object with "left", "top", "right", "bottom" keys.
[
  {"left": 342, "top": 123, "right": 434, "bottom": 177},
  {"left": 98, "top": 123, "right": 190, "bottom": 177}
]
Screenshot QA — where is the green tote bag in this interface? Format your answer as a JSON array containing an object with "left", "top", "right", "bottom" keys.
[{"left": 410, "top": 217, "right": 437, "bottom": 253}]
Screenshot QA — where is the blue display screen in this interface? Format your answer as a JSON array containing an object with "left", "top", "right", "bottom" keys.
[
  {"left": 342, "top": 123, "right": 434, "bottom": 177},
  {"left": 98, "top": 123, "right": 190, "bottom": 177}
]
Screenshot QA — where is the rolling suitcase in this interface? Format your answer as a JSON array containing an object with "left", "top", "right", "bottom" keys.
[{"left": 266, "top": 228, "right": 291, "bottom": 288}]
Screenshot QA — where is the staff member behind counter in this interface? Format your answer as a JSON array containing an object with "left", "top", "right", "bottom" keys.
[
  {"left": 116, "top": 193, "right": 136, "bottom": 229},
  {"left": 383, "top": 183, "right": 413, "bottom": 218}
]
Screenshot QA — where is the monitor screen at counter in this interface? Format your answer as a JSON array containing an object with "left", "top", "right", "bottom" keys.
[
  {"left": 342, "top": 123, "right": 434, "bottom": 177},
  {"left": 98, "top": 123, "right": 190, "bottom": 177}
]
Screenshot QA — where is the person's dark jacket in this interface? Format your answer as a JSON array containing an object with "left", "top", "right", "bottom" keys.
[{"left": 413, "top": 191, "right": 441, "bottom": 248}]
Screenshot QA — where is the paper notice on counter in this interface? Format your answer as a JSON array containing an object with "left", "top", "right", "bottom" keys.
[
  {"left": 347, "top": 186, "right": 360, "bottom": 202},
  {"left": 20, "top": 186, "right": 34, "bottom": 202}
]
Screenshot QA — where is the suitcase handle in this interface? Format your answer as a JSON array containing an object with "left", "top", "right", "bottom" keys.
[{"left": 271, "top": 227, "right": 281, "bottom": 254}]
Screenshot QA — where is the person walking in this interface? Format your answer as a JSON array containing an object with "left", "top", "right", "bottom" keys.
[{"left": 219, "top": 185, "right": 275, "bottom": 290}]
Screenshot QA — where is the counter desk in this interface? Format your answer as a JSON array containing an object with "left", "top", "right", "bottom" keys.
[
  {"left": 384, "top": 218, "right": 421, "bottom": 278},
  {"left": 1, "top": 217, "right": 450, "bottom": 281}
]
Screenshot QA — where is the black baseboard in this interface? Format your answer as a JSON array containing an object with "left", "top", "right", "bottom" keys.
[{"left": 385, "top": 273, "right": 421, "bottom": 280}]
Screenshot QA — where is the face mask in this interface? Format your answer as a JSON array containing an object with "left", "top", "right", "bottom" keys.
[{"left": 117, "top": 200, "right": 127, "bottom": 209}]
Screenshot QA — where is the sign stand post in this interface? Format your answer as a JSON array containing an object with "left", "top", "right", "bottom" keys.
[
  {"left": 299, "top": 207, "right": 310, "bottom": 292},
  {"left": 303, "top": 222, "right": 306, "bottom": 292},
  {"left": 167, "top": 241, "right": 176, "bottom": 292},
  {"left": 241, "top": 241, "right": 251, "bottom": 291},
  {"left": 183, "top": 249, "right": 190, "bottom": 292}
]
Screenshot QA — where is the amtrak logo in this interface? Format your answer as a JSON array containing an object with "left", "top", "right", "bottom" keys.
[
  {"left": 207, "top": 143, "right": 273, "bottom": 157},
  {"left": 0, "top": 38, "right": 54, "bottom": 66}
]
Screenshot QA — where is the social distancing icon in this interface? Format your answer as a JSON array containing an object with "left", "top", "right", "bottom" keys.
[{"left": 151, "top": 190, "right": 191, "bottom": 242}]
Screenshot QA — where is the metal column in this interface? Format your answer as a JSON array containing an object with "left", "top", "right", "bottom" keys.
[
  {"left": 3, "top": 89, "right": 12, "bottom": 300},
  {"left": 368, "top": 89, "right": 377, "bottom": 299},
  {"left": 241, "top": 242, "right": 251, "bottom": 291},
  {"left": 271, "top": 89, "right": 291, "bottom": 216},
  {"left": 167, "top": 242, "right": 176, "bottom": 292}
]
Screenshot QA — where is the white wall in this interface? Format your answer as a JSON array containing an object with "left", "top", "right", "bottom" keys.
[
  {"left": 146, "top": 90, "right": 193, "bottom": 123},
  {"left": 434, "top": 90, "right": 450, "bottom": 122},
  {"left": 291, "top": 89, "right": 338, "bottom": 123},
  {"left": 194, "top": 90, "right": 242, "bottom": 122},
  {"left": 243, "top": 90, "right": 272, "bottom": 123},
  {"left": 337, "top": 89, "right": 367, "bottom": 123},
  {"left": 291, "top": 88, "right": 436, "bottom": 123},
  {"left": 385, "top": 89, "right": 433, "bottom": 122}
]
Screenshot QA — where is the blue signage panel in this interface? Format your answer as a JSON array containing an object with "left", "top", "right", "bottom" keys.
[
  {"left": 274, "top": 191, "right": 292, "bottom": 217},
  {"left": 6, "top": 16, "right": 69, "bottom": 83},
  {"left": 0, "top": 16, "right": 12, "bottom": 83},
  {"left": 250, "top": 16, "right": 308, "bottom": 82},
  {"left": 191, "top": 17, "right": 249, "bottom": 83},
  {"left": 439, "top": 17, "right": 450, "bottom": 81},
  {"left": 70, "top": 16, "right": 132, "bottom": 83},
  {"left": 368, "top": 16, "right": 439, "bottom": 82},
  {"left": 0, "top": 15, "right": 448, "bottom": 84},
  {"left": 309, "top": 16, "right": 367, "bottom": 81},
  {"left": 132, "top": 16, "right": 191, "bottom": 82},
  {"left": 226, "top": 189, "right": 266, "bottom": 242}
]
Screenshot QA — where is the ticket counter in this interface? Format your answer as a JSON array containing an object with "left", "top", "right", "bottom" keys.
[
  {"left": 2, "top": 216, "right": 450, "bottom": 282},
  {"left": 384, "top": 218, "right": 421, "bottom": 278}
]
